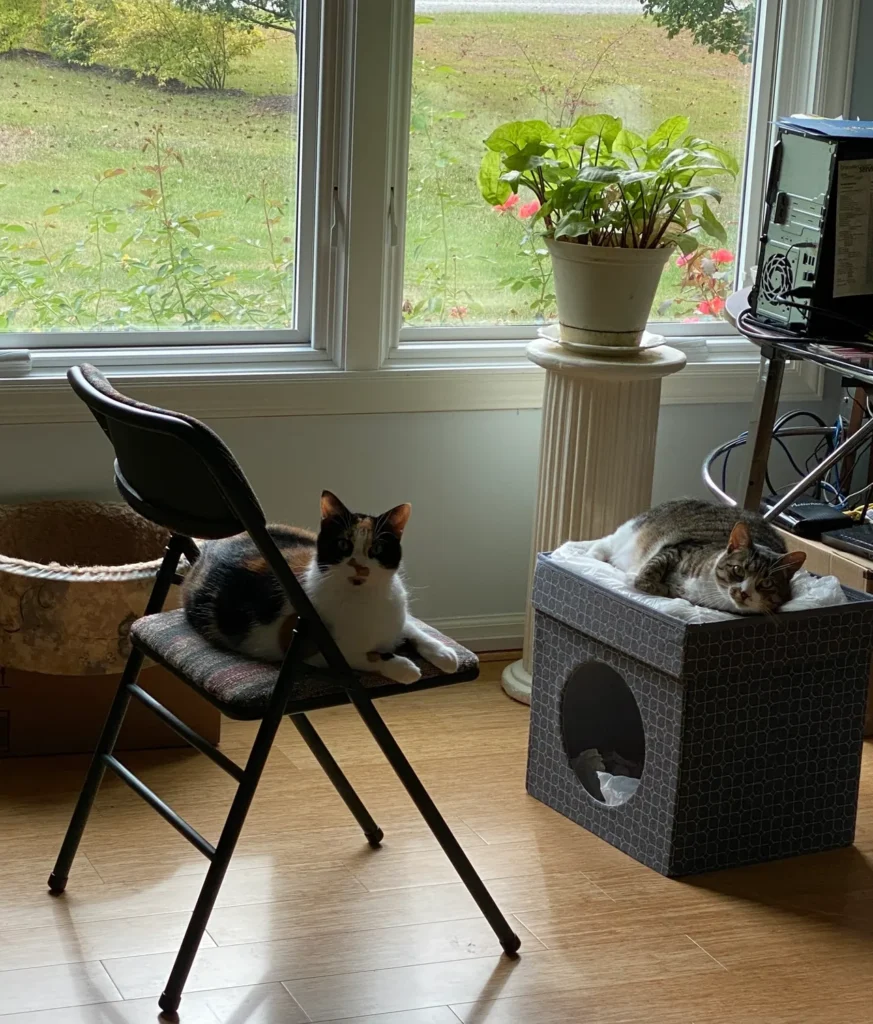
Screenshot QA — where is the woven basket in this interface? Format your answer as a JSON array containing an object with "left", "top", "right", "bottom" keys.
[{"left": 0, "top": 501, "right": 177, "bottom": 675}]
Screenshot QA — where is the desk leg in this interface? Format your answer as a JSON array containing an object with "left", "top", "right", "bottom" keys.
[{"left": 742, "top": 353, "right": 784, "bottom": 511}]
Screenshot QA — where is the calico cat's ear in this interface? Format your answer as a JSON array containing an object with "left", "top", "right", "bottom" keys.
[
  {"left": 727, "top": 522, "right": 751, "bottom": 553},
  {"left": 781, "top": 550, "right": 806, "bottom": 579},
  {"left": 321, "top": 490, "right": 350, "bottom": 521},
  {"left": 382, "top": 502, "right": 412, "bottom": 536}
]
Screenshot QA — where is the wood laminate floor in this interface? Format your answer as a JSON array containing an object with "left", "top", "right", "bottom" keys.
[{"left": 3, "top": 661, "right": 873, "bottom": 1022}]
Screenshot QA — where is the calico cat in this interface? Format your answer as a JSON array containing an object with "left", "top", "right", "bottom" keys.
[
  {"left": 589, "top": 498, "right": 807, "bottom": 615},
  {"left": 182, "top": 491, "right": 459, "bottom": 684}
]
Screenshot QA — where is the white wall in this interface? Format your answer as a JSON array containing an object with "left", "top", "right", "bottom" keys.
[{"left": 0, "top": 396, "right": 828, "bottom": 630}]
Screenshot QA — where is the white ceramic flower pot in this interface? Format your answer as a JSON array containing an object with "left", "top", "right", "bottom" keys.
[{"left": 545, "top": 237, "right": 671, "bottom": 347}]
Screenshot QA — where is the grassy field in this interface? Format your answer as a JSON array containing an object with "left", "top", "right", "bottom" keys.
[{"left": 0, "top": 11, "right": 752, "bottom": 332}]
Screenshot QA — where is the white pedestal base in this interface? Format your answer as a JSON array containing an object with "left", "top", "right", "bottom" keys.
[
  {"left": 501, "top": 658, "right": 532, "bottom": 705},
  {"left": 502, "top": 338, "right": 686, "bottom": 704}
]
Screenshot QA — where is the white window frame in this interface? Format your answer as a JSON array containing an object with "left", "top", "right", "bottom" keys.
[{"left": 0, "top": 0, "right": 858, "bottom": 424}]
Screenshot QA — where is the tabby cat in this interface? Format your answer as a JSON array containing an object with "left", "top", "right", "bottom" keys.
[
  {"left": 182, "top": 491, "right": 459, "bottom": 683},
  {"left": 589, "top": 498, "right": 807, "bottom": 614}
]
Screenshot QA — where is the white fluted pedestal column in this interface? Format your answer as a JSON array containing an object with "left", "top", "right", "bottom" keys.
[{"left": 502, "top": 337, "right": 687, "bottom": 704}]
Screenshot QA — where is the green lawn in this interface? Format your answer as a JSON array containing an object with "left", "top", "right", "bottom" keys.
[{"left": 0, "top": 12, "right": 752, "bottom": 332}]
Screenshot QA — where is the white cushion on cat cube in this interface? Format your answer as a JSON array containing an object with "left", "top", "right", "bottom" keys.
[{"left": 551, "top": 539, "right": 846, "bottom": 622}]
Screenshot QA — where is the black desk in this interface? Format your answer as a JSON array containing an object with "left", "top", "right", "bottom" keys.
[{"left": 724, "top": 289, "right": 873, "bottom": 519}]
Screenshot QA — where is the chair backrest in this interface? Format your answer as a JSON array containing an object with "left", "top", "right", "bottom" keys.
[
  {"left": 69, "top": 364, "right": 263, "bottom": 540},
  {"left": 69, "top": 364, "right": 354, "bottom": 677}
]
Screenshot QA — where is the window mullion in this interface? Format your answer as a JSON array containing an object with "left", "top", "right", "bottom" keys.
[{"left": 340, "top": 0, "right": 404, "bottom": 371}]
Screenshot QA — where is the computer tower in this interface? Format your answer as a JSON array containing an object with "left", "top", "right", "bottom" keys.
[{"left": 750, "top": 117, "right": 873, "bottom": 340}]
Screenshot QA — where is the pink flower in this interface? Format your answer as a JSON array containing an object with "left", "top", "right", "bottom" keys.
[
  {"left": 676, "top": 253, "right": 693, "bottom": 268},
  {"left": 710, "top": 296, "right": 725, "bottom": 314},
  {"left": 697, "top": 300, "right": 713, "bottom": 315},
  {"left": 449, "top": 305, "right": 468, "bottom": 319},
  {"left": 492, "top": 194, "right": 520, "bottom": 214},
  {"left": 519, "top": 199, "right": 540, "bottom": 219},
  {"left": 711, "top": 248, "right": 734, "bottom": 264}
]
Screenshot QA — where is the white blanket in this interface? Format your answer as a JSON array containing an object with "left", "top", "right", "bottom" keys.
[{"left": 550, "top": 540, "right": 847, "bottom": 624}]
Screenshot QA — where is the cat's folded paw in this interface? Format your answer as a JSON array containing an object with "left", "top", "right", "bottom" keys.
[
  {"left": 382, "top": 656, "right": 421, "bottom": 685},
  {"left": 427, "top": 644, "right": 459, "bottom": 674}
]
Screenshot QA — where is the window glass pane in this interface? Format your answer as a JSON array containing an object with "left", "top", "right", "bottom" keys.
[
  {"left": 404, "top": 0, "right": 757, "bottom": 330},
  {"left": 0, "top": 0, "right": 301, "bottom": 333}
]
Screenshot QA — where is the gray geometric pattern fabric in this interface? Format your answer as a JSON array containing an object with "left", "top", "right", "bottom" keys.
[{"left": 528, "top": 554, "right": 873, "bottom": 876}]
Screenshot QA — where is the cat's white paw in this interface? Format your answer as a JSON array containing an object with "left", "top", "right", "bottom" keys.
[
  {"left": 426, "top": 644, "right": 459, "bottom": 674},
  {"left": 382, "top": 656, "right": 421, "bottom": 685}
]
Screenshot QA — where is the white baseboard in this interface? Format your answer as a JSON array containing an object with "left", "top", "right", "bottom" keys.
[{"left": 428, "top": 613, "right": 524, "bottom": 653}]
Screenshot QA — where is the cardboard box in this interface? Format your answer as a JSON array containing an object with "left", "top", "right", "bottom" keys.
[
  {"left": 778, "top": 529, "right": 873, "bottom": 735},
  {"left": 0, "top": 664, "right": 221, "bottom": 757}
]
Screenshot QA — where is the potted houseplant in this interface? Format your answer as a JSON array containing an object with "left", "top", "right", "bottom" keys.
[{"left": 478, "top": 114, "right": 737, "bottom": 348}]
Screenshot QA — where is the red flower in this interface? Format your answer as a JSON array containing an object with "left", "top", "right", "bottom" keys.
[
  {"left": 519, "top": 199, "right": 540, "bottom": 218},
  {"left": 449, "top": 305, "right": 468, "bottom": 319},
  {"left": 711, "top": 248, "right": 734, "bottom": 264},
  {"left": 676, "top": 253, "right": 693, "bottom": 268},
  {"left": 697, "top": 300, "right": 713, "bottom": 315},
  {"left": 710, "top": 296, "right": 725, "bottom": 314},
  {"left": 492, "top": 194, "right": 520, "bottom": 214}
]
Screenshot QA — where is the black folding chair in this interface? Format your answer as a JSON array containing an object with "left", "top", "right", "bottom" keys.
[{"left": 48, "top": 364, "right": 520, "bottom": 1017}]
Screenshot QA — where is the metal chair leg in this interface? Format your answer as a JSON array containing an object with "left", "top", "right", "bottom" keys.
[
  {"left": 158, "top": 633, "right": 307, "bottom": 1017},
  {"left": 351, "top": 693, "right": 521, "bottom": 957},
  {"left": 48, "top": 539, "right": 185, "bottom": 895},
  {"left": 290, "top": 713, "right": 383, "bottom": 846}
]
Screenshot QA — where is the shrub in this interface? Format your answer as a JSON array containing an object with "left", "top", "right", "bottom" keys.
[
  {"left": 0, "top": 0, "right": 42, "bottom": 52},
  {"left": 42, "top": 0, "right": 112, "bottom": 65},
  {"left": 94, "top": 0, "right": 262, "bottom": 90}
]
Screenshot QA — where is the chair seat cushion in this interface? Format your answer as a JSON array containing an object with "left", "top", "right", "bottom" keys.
[{"left": 130, "top": 610, "right": 479, "bottom": 720}]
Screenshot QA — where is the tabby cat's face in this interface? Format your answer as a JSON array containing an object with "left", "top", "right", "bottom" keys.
[
  {"left": 714, "top": 522, "right": 806, "bottom": 614},
  {"left": 316, "top": 490, "right": 410, "bottom": 587}
]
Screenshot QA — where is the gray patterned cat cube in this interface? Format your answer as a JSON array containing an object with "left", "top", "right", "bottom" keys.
[{"left": 527, "top": 554, "right": 873, "bottom": 877}]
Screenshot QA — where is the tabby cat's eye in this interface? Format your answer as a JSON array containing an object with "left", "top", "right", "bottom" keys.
[
  {"left": 731, "top": 566, "right": 744, "bottom": 580},
  {"left": 758, "top": 579, "right": 773, "bottom": 591}
]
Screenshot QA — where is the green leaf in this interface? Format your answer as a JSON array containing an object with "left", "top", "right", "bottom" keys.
[
  {"left": 410, "top": 112, "right": 428, "bottom": 133},
  {"left": 195, "top": 210, "right": 223, "bottom": 220},
  {"left": 648, "top": 116, "right": 690, "bottom": 149},
  {"left": 42, "top": 206, "right": 63, "bottom": 215},
  {"left": 677, "top": 185, "right": 723, "bottom": 203},
  {"left": 697, "top": 201, "right": 727, "bottom": 243},
  {"left": 567, "top": 114, "right": 622, "bottom": 148},
  {"left": 577, "top": 166, "right": 621, "bottom": 184},
  {"left": 478, "top": 150, "right": 511, "bottom": 206},
  {"left": 553, "top": 211, "right": 595, "bottom": 239},
  {"left": 698, "top": 144, "right": 740, "bottom": 176},
  {"left": 484, "top": 120, "right": 554, "bottom": 155},
  {"left": 673, "top": 232, "right": 699, "bottom": 255},
  {"left": 414, "top": 14, "right": 434, "bottom": 23},
  {"left": 2, "top": 224, "right": 26, "bottom": 233},
  {"left": 613, "top": 128, "right": 644, "bottom": 159},
  {"left": 502, "top": 144, "right": 552, "bottom": 172},
  {"left": 434, "top": 65, "right": 457, "bottom": 74}
]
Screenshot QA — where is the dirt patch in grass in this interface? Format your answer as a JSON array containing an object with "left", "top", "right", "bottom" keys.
[{"left": 0, "top": 125, "right": 40, "bottom": 164}]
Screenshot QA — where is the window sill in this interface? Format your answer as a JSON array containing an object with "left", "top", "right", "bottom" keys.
[{"left": 0, "top": 342, "right": 824, "bottom": 425}]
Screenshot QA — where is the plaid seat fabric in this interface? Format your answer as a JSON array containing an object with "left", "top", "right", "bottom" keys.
[{"left": 130, "top": 609, "right": 479, "bottom": 720}]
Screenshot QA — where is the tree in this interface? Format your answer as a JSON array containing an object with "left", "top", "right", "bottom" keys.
[
  {"left": 0, "top": 0, "right": 41, "bottom": 52},
  {"left": 179, "top": 0, "right": 298, "bottom": 36},
  {"left": 640, "top": 0, "right": 756, "bottom": 63}
]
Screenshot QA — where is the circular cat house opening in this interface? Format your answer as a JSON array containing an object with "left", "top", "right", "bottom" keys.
[
  {"left": 561, "top": 662, "right": 646, "bottom": 807},
  {"left": 0, "top": 501, "right": 173, "bottom": 676}
]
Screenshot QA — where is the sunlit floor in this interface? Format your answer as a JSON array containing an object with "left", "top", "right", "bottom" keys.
[{"left": 3, "top": 661, "right": 873, "bottom": 1023}]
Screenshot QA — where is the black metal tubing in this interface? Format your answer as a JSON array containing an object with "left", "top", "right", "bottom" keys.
[
  {"left": 742, "top": 352, "right": 785, "bottom": 511},
  {"left": 350, "top": 692, "right": 521, "bottom": 957},
  {"left": 128, "top": 683, "right": 245, "bottom": 783},
  {"left": 158, "top": 626, "right": 311, "bottom": 1017},
  {"left": 104, "top": 755, "right": 215, "bottom": 860},
  {"left": 290, "top": 714, "right": 383, "bottom": 846},
  {"left": 48, "top": 537, "right": 186, "bottom": 895}
]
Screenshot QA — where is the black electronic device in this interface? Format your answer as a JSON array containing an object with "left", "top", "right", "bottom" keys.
[
  {"left": 750, "top": 117, "right": 873, "bottom": 341},
  {"left": 760, "top": 496, "right": 853, "bottom": 539},
  {"left": 822, "top": 523, "right": 873, "bottom": 559}
]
